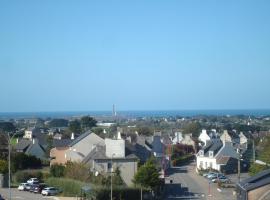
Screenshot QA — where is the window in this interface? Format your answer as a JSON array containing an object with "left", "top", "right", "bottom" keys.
[
  {"left": 209, "top": 162, "right": 213, "bottom": 169},
  {"left": 200, "top": 161, "right": 203, "bottom": 168},
  {"left": 209, "top": 151, "right": 213, "bottom": 157},
  {"left": 199, "top": 150, "right": 204, "bottom": 156}
]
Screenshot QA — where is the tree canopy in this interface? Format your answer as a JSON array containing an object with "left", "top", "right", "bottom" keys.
[
  {"left": 81, "top": 116, "right": 97, "bottom": 130},
  {"left": 182, "top": 122, "right": 201, "bottom": 137},
  {"left": 48, "top": 119, "right": 69, "bottom": 127},
  {"left": 133, "top": 158, "right": 160, "bottom": 189},
  {"left": 0, "top": 122, "right": 16, "bottom": 132}
]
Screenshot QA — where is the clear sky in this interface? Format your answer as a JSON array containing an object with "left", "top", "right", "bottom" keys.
[{"left": 0, "top": 0, "right": 270, "bottom": 112}]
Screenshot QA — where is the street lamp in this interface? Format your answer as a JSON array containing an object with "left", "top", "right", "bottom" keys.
[
  {"left": 6, "top": 132, "right": 18, "bottom": 200},
  {"left": 110, "top": 153, "right": 115, "bottom": 200}
]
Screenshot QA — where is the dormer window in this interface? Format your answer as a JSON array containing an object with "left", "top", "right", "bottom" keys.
[
  {"left": 199, "top": 150, "right": 204, "bottom": 156},
  {"left": 209, "top": 151, "right": 213, "bottom": 158}
]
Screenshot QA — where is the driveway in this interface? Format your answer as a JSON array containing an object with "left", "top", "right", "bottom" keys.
[{"left": 164, "top": 162, "right": 236, "bottom": 200}]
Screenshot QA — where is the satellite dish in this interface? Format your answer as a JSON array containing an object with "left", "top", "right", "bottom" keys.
[{"left": 95, "top": 171, "right": 99, "bottom": 176}]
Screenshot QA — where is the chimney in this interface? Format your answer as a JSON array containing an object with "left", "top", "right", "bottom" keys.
[
  {"left": 16, "top": 138, "right": 19, "bottom": 144},
  {"left": 71, "top": 133, "right": 75, "bottom": 140},
  {"left": 32, "top": 138, "right": 35, "bottom": 144},
  {"left": 117, "top": 131, "right": 122, "bottom": 140}
]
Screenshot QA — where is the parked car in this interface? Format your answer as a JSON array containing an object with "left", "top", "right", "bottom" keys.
[
  {"left": 0, "top": 194, "right": 4, "bottom": 200},
  {"left": 208, "top": 173, "right": 224, "bottom": 181},
  {"left": 203, "top": 172, "right": 216, "bottom": 178},
  {"left": 27, "top": 178, "right": 39, "bottom": 184},
  {"left": 18, "top": 183, "right": 30, "bottom": 191},
  {"left": 207, "top": 173, "right": 223, "bottom": 179},
  {"left": 212, "top": 176, "right": 230, "bottom": 183},
  {"left": 41, "top": 187, "right": 59, "bottom": 196},
  {"left": 25, "top": 184, "right": 32, "bottom": 191},
  {"left": 33, "top": 184, "right": 47, "bottom": 194},
  {"left": 29, "top": 184, "right": 39, "bottom": 193}
]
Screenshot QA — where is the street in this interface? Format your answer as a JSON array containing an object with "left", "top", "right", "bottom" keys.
[
  {"left": 164, "top": 162, "right": 236, "bottom": 200},
  {"left": 0, "top": 188, "right": 55, "bottom": 200}
]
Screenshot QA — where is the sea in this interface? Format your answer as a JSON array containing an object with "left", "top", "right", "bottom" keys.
[{"left": 0, "top": 109, "right": 270, "bottom": 119}]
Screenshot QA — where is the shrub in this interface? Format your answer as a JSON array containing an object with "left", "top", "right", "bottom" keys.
[
  {"left": 172, "top": 154, "right": 194, "bottom": 166},
  {"left": 64, "top": 161, "right": 90, "bottom": 182},
  {"left": 45, "top": 177, "right": 88, "bottom": 197},
  {"left": 94, "top": 187, "right": 149, "bottom": 200},
  {"left": 14, "top": 170, "right": 44, "bottom": 183},
  {"left": 50, "top": 164, "right": 65, "bottom": 177},
  {"left": 0, "top": 160, "right": 8, "bottom": 174},
  {"left": 11, "top": 153, "right": 42, "bottom": 172}
]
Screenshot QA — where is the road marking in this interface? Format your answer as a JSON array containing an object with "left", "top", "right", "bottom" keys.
[{"left": 13, "top": 196, "right": 24, "bottom": 199}]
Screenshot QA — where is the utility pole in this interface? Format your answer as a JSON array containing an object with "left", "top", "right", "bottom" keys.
[
  {"left": 253, "top": 139, "right": 255, "bottom": 163},
  {"left": 238, "top": 148, "right": 241, "bottom": 183},
  {"left": 110, "top": 153, "right": 115, "bottom": 200}
]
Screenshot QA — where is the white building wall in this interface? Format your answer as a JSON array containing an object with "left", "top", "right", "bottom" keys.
[
  {"left": 198, "top": 130, "right": 210, "bottom": 145},
  {"left": 196, "top": 156, "right": 217, "bottom": 170},
  {"left": 105, "top": 138, "right": 125, "bottom": 158}
]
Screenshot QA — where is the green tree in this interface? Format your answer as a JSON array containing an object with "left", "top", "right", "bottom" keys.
[
  {"left": 48, "top": 119, "right": 69, "bottom": 127},
  {"left": 0, "top": 122, "right": 16, "bottom": 132},
  {"left": 249, "top": 136, "right": 270, "bottom": 175},
  {"left": 0, "top": 160, "right": 8, "bottom": 174},
  {"left": 45, "top": 135, "right": 53, "bottom": 158},
  {"left": 136, "top": 126, "right": 152, "bottom": 136},
  {"left": 182, "top": 122, "right": 201, "bottom": 137},
  {"left": 81, "top": 116, "right": 97, "bottom": 130},
  {"left": 133, "top": 158, "right": 160, "bottom": 189},
  {"left": 69, "top": 120, "right": 81, "bottom": 134},
  {"left": 64, "top": 161, "right": 90, "bottom": 182}
]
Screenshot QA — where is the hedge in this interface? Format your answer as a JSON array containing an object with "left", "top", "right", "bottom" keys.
[
  {"left": 14, "top": 170, "right": 49, "bottom": 184},
  {"left": 93, "top": 187, "right": 150, "bottom": 200},
  {"left": 45, "top": 177, "right": 89, "bottom": 197}
]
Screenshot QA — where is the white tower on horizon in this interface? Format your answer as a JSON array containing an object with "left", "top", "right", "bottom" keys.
[{"left": 112, "top": 104, "right": 117, "bottom": 117}]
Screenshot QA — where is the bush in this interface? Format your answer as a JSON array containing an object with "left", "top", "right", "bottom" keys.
[
  {"left": 0, "top": 160, "right": 8, "bottom": 174},
  {"left": 45, "top": 177, "right": 88, "bottom": 197},
  {"left": 14, "top": 170, "right": 44, "bottom": 183},
  {"left": 94, "top": 187, "right": 149, "bottom": 200},
  {"left": 11, "top": 153, "right": 42, "bottom": 172},
  {"left": 64, "top": 161, "right": 90, "bottom": 182},
  {"left": 172, "top": 154, "right": 194, "bottom": 166},
  {"left": 50, "top": 164, "right": 65, "bottom": 177}
]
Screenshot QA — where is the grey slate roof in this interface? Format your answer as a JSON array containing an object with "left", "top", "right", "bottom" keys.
[
  {"left": 69, "top": 130, "right": 91, "bottom": 147},
  {"left": 202, "top": 140, "right": 223, "bottom": 156},
  {"left": 82, "top": 145, "right": 138, "bottom": 164},
  {"left": 15, "top": 139, "right": 31, "bottom": 151},
  {"left": 151, "top": 135, "right": 164, "bottom": 154},
  {"left": 53, "top": 139, "right": 72, "bottom": 148},
  {"left": 238, "top": 169, "right": 270, "bottom": 191}
]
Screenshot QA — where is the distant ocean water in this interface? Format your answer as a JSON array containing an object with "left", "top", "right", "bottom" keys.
[{"left": 0, "top": 109, "right": 270, "bottom": 119}]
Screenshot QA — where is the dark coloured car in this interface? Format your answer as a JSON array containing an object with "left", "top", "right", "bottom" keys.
[
  {"left": 0, "top": 194, "right": 5, "bottom": 200},
  {"left": 29, "top": 184, "right": 39, "bottom": 193},
  {"left": 33, "top": 184, "right": 47, "bottom": 194}
]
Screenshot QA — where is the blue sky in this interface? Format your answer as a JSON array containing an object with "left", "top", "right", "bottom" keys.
[{"left": 0, "top": 0, "right": 270, "bottom": 112}]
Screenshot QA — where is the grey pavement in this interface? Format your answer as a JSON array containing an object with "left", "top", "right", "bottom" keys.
[
  {"left": 0, "top": 188, "right": 55, "bottom": 200},
  {"left": 164, "top": 162, "right": 237, "bottom": 200}
]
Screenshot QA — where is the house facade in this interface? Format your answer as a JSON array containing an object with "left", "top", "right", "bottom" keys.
[
  {"left": 83, "top": 137, "right": 138, "bottom": 186},
  {"left": 196, "top": 140, "right": 238, "bottom": 172}
]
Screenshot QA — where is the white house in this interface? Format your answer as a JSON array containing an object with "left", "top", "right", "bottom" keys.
[
  {"left": 198, "top": 129, "right": 211, "bottom": 145},
  {"left": 196, "top": 140, "right": 238, "bottom": 171},
  {"left": 172, "top": 132, "right": 183, "bottom": 144}
]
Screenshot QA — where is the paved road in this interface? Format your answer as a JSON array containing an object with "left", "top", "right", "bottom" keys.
[
  {"left": 164, "top": 162, "right": 236, "bottom": 200},
  {"left": 0, "top": 188, "right": 56, "bottom": 200}
]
